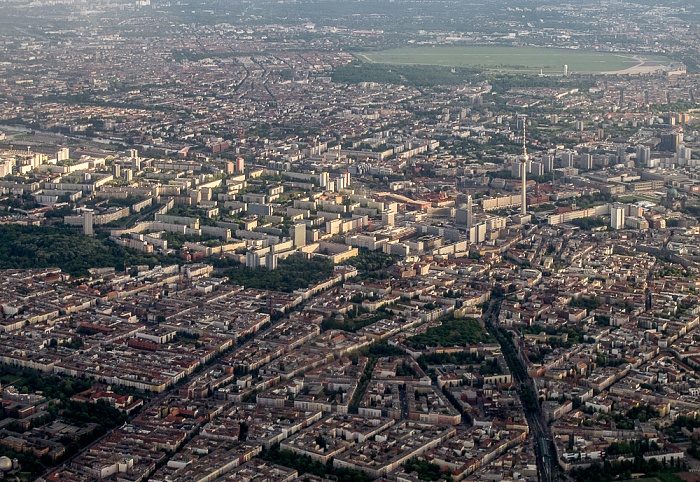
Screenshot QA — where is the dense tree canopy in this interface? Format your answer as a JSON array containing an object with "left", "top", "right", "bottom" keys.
[
  {"left": 263, "top": 448, "right": 373, "bottom": 482},
  {"left": 0, "top": 225, "right": 178, "bottom": 276},
  {"left": 332, "top": 61, "right": 479, "bottom": 87},
  {"left": 217, "top": 256, "right": 335, "bottom": 292},
  {"left": 404, "top": 317, "right": 494, "bottom": 350}
]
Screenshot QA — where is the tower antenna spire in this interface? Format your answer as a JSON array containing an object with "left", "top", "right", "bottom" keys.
[{"left": 521, "top": 118, "right": 528, "bottom": 216}]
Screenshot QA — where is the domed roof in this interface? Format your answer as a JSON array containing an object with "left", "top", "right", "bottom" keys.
[
  {"left": 0, "top": 456, "right": 12, "bottom": 471},
  {"left": 667, "top": 187, "right": 679, "bottom": 197}
]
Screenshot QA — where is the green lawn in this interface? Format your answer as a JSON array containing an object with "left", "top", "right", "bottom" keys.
[
  {"left": 620, "top": 474, "right": 686, "bottom": 482},
  {"left": 0, "top": 375, "right": 25, "bottom": 386},
  {"left": 656, "top": 474, "right": 685, "bottom": 482},
  {"left": 358, "top": 46, "right": 670, "bottom": 74},
  {"left": 618, "top": 194, "right": 660, "bottom": 203}
]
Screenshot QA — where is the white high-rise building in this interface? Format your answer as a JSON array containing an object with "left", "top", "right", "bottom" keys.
[
  {"left": 468, "top": 222, "right": 487, "bottom": 243},
  {"left": 678, "top": 146, "right": 692, "bottom": 162},
  {"left": 530, "top": 161, "right": 544, "bottom": 177},
  {"left": 265, "top": 253, "right": 278, "bottom": 271},
  {"left": 0, "top": 159, "right": 13, "bottom": 177},
  {"left": 381, "top": 210, "right": 395, "bottom": 227},
  {"left": 83, "top": 211, "right": 94, "bottom": 236},
  {"left": 466, "top": 195, "right": 473, "bottom": 229},
  {"left": 290, "top": 223, "right": 306, "bottom": 247},
  {"left": 611, "top": 205, "right": 625, "bottom": 230},
  {"left": 578, "top": 153, "right": 593, "bottom": 170},
  {"left": 636, "top": 145, "right": 651, "bottom": 166},
  {"left": 319, "top": 172, "right": 329, "bottom": 188},
  {"left": 543, "top": 154, "right": 554, "bottom": 173},
  {"left": 561, "top": 151, "right": 575, "bottom": 167},
  {"left": 246, "top": 251, "right": 261, "bottom": 268},
  {"left": 617, "top": 145, "right": 626, "bottom": 163},
  {"left": 56, "top": 147, "right": 70, "bottom": 163}
]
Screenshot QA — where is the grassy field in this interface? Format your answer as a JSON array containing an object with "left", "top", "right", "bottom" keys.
[
  {"left": 0, "top": 374, "right": 24, "bottom": 386},
  {"left": 620, "top": 478, "right": 661, "bottom": 482},
  {"left": 358, "top": 46, "right": 669, "bottom": 74},
  {"left": 620, "top": 474, "right": 685, "bottom": 482},
  {"left": 618, "top": 194, "right": 661, "bottom": 203}
]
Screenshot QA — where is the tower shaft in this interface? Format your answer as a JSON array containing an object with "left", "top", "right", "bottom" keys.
[
  {"left": 521, "top": 161, "right": 527, "bottom": 215},
  {"left": 521, "top": 122, "right": 528, "bottom": 216}
]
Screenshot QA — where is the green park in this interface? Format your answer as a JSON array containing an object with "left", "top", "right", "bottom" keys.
[{"left": 357, "top": 45, "right": 670, "bottom": 74}]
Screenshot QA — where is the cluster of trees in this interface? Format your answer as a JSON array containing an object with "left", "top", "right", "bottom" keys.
[
  {"left": 557, "top": 192, "right": 613, "bottom": 209},
  {"left": 332, "top": 62, "right": 597, "bottom": 90},
  {"left": 360, "top": 342, "right": 407, "bottom": 359},
  {"left": 0, "top": 192, "right": 41, "bottom": 211},
  {"left": 402, "top": 458, "right": 451, "bottom": 481},
  {"left": 572, "top": 460, "right": 685, "bottom": 482},
  {"left": 451, "top": 138, "right": 525, "bottom": 158},
  {"left": 525, "top": 345, "right": 551, "bottom": 365},
  {"left": 478, "top": 358, "right": 503, "bottom": 376},
  {"left": 44, "top": 204, "right": 75, "bottom": 219},
  {"left": 162, "top": 231, "right": 220, "bottom": 249},
  {"left": 417, "top": 351, "right": 484, "bottom": 368},
  {"left": 0, "top": 446, "right": 46, "bottom": 478},
  {"left": 349, "top": 356, "right": 376, "bottom": 413},
  {"left": 404, "top": 317, "right": 494, "bottom": 350},
  {"left": 570, "top": 297, "right": 601, "bottom": 311},
  {"left": 218, "top": 256, "right": 335, "bottom": 293},
  {"left": 489, "top": 74, "right": 595, "bottom": 92},
  {"left": 672, "top": 414, "right": 700, "bottom": 431},
  {"left": 0, "top": 367, "right": 129, "bottom": 429},
  {"left": 348, "top": 342, "right": 407, "bottom": 412},
  {"left": 572, "top": 443, "right": 685, "bottom": 482},
  {"left": 613, "top": 405, "right": 660, "bottom": 430},
  {"left": 40, "top": 93, "right": 160, "bottom": 114},
  {"left": 658, "top": 266, "right": 692, "bottom": 278},
  {"left": 87, "top": 195, "right": 145, "bottom": 208},
  {"left": 395, "top": 360, "right": 418, "bottom": 378},
  {"left": 54, "top": 400, "right": 128, "bottom": 431},
  {"left": 166, "top": 206, "right": 224, "bottom": 228},
  {"left": 347, "top": 249, "right": 399, "bottom": 279},
  {"left": 570, "top": 217, "right": 608, "bottom": 231},
  {"left": 519, "top": 383, "right": 539, "bottom": 413},
  {"left": 593, "top": 353, "right": 629, "bottom": 368},
  {"left": 0, "top": 366, "right": 132, "bottom": 476},
  {"left": 681, "top": 203, "right": 700, "bottom": 218},
  {"left": 0, "top": 225, "right": 178, "bottom": 277},
  {"left": 606, "top": 439, "right": 660, "bottom": 457},
  {"left": 320, "top": 310, "right": 388, "bottom": 333},
  {"left": 332, "top": 61, "right": 478, "bottom": 87},
  {"left": 0, "top": 365, "right": 92, "bottom": 400},
  {"left": 483, "top": 301, "right": 530, "bottom": 387},
  {"left": 246, "top": 123, "right": 274, "bottom": 138},
  {"left": 521, "top": 324, "right": 589, "bottom": 347},
  {"left": 262, "top": 448, "right": 373, "bottom": 482}
]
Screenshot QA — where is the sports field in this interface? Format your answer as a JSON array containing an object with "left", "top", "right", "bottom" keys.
[{"left": 357, "top": 46, "right": 670, "bottom": 74}]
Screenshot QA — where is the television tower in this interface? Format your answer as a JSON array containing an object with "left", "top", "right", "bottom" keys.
[{"left": 521, "top": 119, "right": 528, "bottom": 216}]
